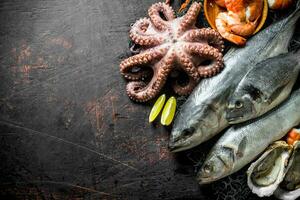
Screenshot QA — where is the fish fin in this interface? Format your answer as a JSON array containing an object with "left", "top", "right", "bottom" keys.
[
  {"left": 236, "top": 136, "right": 247, "bottom": 159},
  {"left": 267, "top": 83, "right": 289, "bottom": 104}
]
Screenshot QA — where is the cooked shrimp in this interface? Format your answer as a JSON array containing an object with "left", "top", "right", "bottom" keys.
[
  {"left": 230, "top": 0, "right": 262, "bottom": 36},
  {"left": 215, "top": 0, "right": 226, "bottom": 8},
  {"left": 287, "top": 128, "right": 300, "bottom": 146},
  {"left": 225, "top": 0, "right": 246, "bottom": 14},
  {"left": 245, "top": 0, "right": 264, "bottom": 22},
  {"left": 215, "top": 12, "right": 247, "bottom": 45},
  {"left": 215, "top": 0, "right": 263, "bottom": 45}
]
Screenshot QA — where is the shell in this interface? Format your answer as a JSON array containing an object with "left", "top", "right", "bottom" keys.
[
  {"left": 247, "top": 141, "right": 293, "bottom": 197},
  {"left": 274, "top": 141, "right": 300, "bottom": 200}
]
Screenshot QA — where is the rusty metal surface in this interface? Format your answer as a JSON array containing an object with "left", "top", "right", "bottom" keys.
[{"left": 0, "top": 0, "right": 298, "bottom": 199}]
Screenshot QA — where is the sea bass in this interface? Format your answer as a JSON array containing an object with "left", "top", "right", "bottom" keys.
[
  {"left": 169, "top": 5, "right": 300, "bottom": 152},
  {"left": 226, "top": 52, "right": 300, "bottom": 124},
  {"left": 198, "top": 89, "right": 300, "bottom": 184}
]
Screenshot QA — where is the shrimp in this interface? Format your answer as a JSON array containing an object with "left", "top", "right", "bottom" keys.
[
  {"left": 245, "top": 0, "right": 264, "bottom": 22},
  {"left": 229, "top": 0, "right": 263, "bottom": 37},
  {"left": 215, "top": 0, "right": 226, "bottom": 8},
  {"left": 215, "top": 12, "right": 247, "bottom": 45},
  {"left": 215, "top": 0, "right": 263, "bottom": 45},
  {"left": 287, "top": 128, "right": 300, "bottom": 146}
]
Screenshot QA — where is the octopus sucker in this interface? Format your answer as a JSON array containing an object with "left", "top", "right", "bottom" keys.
[
  {"left": 120, "top": 2, "right": 224, "bottom": 102},
  {"left": 126, "top": 53, "right": 174, "bottom": 102},
  {"left": 178, "top": 2, "right": 202, "bottom": 32},
  {"left": 172, "top": 75, "right": 198, "bottom": 95},
  {"left": 176, "top": 49, "right": 200, "bottom": 81},
  {"left": 183, "top": 28, "right": 225, "bottom": 52},
  {"left": 120, "top": 46, "right": 169, "bottom": 81},
  {"left": 130, "top": 18, "right": 163, "bottom": 46},
  {"left": 184, "top": 43, "right": 224, "bottom": 78},
  {"left": 148, "top": 2, "right": 175, "bottom": 31}
]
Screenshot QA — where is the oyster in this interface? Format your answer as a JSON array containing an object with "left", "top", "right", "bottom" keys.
[
  {"left": 247, "top": 141, "right": 293, "bottom": 197},
  {"left": 274, "top": 141, "right": 300, "bottom": 200}
]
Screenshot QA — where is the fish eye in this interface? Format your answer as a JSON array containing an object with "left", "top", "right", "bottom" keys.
[
  {"left": 182, "top": 127, "right": 195, "bottom": 137},
  {"left": 203, "top": 164, "right": 213, "bottom": 174},
  {"left": 235, "top": 100, "right": 243, "bottom": 108}
]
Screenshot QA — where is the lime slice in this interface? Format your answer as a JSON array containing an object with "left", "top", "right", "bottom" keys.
[
  {"left": 161, "top": 96, "right": 176, "bottom": 126},
  {"left": 149, "top": 94, "right": 166, "bottom": 123}
]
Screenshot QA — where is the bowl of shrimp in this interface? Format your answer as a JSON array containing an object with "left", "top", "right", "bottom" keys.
[{"left": 204, "top": 0, "right": 268, "bottom": 45}]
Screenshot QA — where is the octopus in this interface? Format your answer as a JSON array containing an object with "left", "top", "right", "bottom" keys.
[{"left": 120, "top": 2, "right": 224, "bottom": 102}]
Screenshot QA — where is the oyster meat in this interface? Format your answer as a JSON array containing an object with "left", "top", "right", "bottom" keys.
[{"left": 247, "top": 141, "right": 293, "bottom": 197}]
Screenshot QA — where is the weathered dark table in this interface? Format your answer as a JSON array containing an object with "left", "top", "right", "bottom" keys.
[{"left": 0, "top": 0, "right": 298, "bottom": 199}]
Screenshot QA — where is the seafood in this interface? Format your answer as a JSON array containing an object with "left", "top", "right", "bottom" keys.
[
  {"left": 215, "top": 0, "right": 264, "bottom": 45},
  {"left": 197, "top": 89, "right": 300, "bottom": 184},
  {"left": 274, "top": 141, "right": 300, "bottom": 200},
  {"left": 169, "top": 5, "right": 300, "bottom": 152},
  {"left": 247, "top": 141, "right": 293, "bottom": 197},
  {"left": 225, "top": 52, "right": 300, "bottom": 124},
  {"left": 215, "top": 0, "right": 226, "bottom": 8},
  {"left": 120, "top": 2, "right": 224, "bottom": 102},
  {"left": 268, "top": 0, "right": 294, "bottom": 10},
  {"left": 287, "top": 128, "right": 300, "bottom": 145}
]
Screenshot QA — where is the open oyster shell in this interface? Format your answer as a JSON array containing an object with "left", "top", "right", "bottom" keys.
[
  {"left": 247, "top": 141, "right": 293, "bottom": 197},
  {"left": 274, "top": 141, "right": 300, "bottom": 200}
]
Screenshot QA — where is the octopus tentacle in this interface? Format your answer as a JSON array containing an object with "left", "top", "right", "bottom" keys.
[
  {"left": 178, "top": 2, "right": 201, "bottom": 33},
  {"left": 184, "top": 43, "right": 223, "bottom": 78},
  {"left": 126, "top": 51, "right": 175, "bottom": 102},
  {"left": 172, "top": 49, "right": 200, "bottom": 95},
  {"left": 120, "top": 46, "right": 169, "bottom": 80},
  {"left": 148, "top": 2, "right": 175, "bottom": 31},
  {"left": 182, "top": 28, "right": 225, "bottom": 52},
  {"left": 176, "top": 48, "right": 200, "bottom": 82},
  {"left": 130, "top": 18, "right": 164, "bottom": 46},
  {"left": 172, "top": 76, "right": 198, "bottom": 95}
]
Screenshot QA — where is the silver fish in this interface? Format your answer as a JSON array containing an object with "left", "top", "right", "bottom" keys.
[
  {"left": 169, "top": 6, "right": 300, "bottom": 152},
  {"left": 197, "top": 89, "right": 300, "bottom": 184},
  {"left": 226, "top": 52, "right": 300, "bottom": 124}
]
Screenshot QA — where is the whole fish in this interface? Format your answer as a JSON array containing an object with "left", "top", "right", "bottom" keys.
[
  {"left": 169, "top": 5, "right": 300, "bottom": 152},
  {"left": 197, "top": 89, "right": 300, "bottom": 184},
  {"left": 225, "top": 52, "right": 300, "bottom": 124}
]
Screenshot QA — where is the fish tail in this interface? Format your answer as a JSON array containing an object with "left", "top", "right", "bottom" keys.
[
  {"left": 291, "top": 0, "right": 300, "bottom": 19},
  {"left": 283, "top": 1, "right": 300, "bottom": 24},
  {"left": 281, "top": 2, "right": 300, "bottom": 47}
]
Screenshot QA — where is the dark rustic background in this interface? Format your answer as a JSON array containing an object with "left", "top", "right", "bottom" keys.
[{"left": 0, "top": 0, "right": 298, "bottom": 199}]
